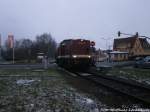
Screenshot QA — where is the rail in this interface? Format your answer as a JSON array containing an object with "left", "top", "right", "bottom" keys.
[{"left": 68, "top": 69, "right": 150, "bottom": 105}]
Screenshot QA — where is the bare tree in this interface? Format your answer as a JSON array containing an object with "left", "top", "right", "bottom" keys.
[
  {"left": 35, "top": 33, "right": 57, "bottom": 58},
  {"left": 2, "top": 33, "right": 57, "bottom": 62}
]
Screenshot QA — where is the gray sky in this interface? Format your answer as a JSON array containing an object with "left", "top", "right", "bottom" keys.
[{"left": 0, "top": 0, "right": 150, "bottom": 49}]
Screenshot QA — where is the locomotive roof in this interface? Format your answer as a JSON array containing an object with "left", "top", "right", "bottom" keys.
[
  {"left": 62, "top": 39, "right": 72, "bottom": 42},
  {"left": 61, "top": 39, "right": 89, "bottom": 42},
  {"left": 60, "top": 39, "right": 72, "bottom": 45},
  {"left": 60, "top": 39, "right": 91, "bottom": 46}
]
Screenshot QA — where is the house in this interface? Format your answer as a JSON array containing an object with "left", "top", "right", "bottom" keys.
[
  {"left": 111, "top": 35, "right": 150, "bottom": 61},
  {"left": 139, "top": 38, "right": 150, "bottom": 55},
  {"left": 113, "top": 36, "right": 150, "bottom": 59}
]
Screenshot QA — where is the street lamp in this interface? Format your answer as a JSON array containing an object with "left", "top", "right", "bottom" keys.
[
  {"left": 100, "top": 37, "right": 113, "bottom": 62},
  {"left": 100, "top": 37, "right": 113, "bottom": 50}
]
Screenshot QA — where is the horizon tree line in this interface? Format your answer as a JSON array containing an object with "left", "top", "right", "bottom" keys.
[{"left": 1, "top": 33, "right": 57, "bottom": 62}]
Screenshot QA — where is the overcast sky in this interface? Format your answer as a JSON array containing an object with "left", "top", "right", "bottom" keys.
[{"left": 0, "top": 0, "right": 150, "bottom": 49}]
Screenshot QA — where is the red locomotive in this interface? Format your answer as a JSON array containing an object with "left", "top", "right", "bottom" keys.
[{"left": 56, "top": 39, "right": 95, "bottom": 69}]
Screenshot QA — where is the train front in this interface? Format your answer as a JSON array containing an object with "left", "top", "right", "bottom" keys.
[
  {"left": 70, "top": 39, "right": 95, "bottom": 69},
  {"left": 56, "top": 39, "right": 95, "bottom": 70}
]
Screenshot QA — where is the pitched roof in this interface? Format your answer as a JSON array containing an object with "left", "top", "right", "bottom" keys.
[
  {"left": 113, "top": 36, "right": 137, "bottom": 49},
  {"left": 139, "top": 38, "right": 150, "bottom": 50},
  {"left": 113, "top": 36, "right": 150, "bottom": 51}
]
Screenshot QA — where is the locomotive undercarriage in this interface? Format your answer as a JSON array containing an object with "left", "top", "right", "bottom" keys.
[{"left": 57, "top": 57, "right": 93, "bottom": 70}]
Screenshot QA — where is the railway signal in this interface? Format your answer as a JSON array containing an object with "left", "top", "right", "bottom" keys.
[
  {"left": 118, "top": 31, "right": 121, "bottom": 37},
  {"left": 90, "top": 41, "right": 95, "bottom": 46}
]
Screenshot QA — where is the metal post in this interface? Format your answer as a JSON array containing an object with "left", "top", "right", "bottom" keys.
[
  {"left": 13, "top": 47, "right": 15, "bottom": 64},
  {"left": 0, "top": 47, "right": 1, "bottom": 61},
  {"left": 0, "top": 34, "right": 1, "bottom": 60}
]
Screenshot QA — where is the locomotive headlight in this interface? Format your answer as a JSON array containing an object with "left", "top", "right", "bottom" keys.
[
  {"left": 88, "top": 56, "right": 91, "bottom": 58},
  {"left": 73, "top": 55, "right": 77, "bottom": 58}
]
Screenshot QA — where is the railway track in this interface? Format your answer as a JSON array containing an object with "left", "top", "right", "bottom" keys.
[{"left": 67, "top": 69, "right": 150, "bottom": 105}]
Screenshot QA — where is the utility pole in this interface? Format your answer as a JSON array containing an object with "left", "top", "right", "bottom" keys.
[
  {"left": 0, "top": 34, "right": 2, "bottom": 61},
  {"left": 8, "top": 34, "right": 15, "bottom": 64},
  {"left": 101, "top": 37, "right": 112, "bottom": 50},
  {"left": 13, "top": 46, "right": 15, "bottom": 64},
  {"left": 100, "top": 37, "right": 113, "bottom": 62}
]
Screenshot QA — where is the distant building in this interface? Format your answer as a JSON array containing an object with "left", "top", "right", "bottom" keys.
[
  {"left": 113, "top": 36, "right": 150, "bottom": 58},
  {"left": 37, "top": 53, "right": 45, "bottom": 63}
]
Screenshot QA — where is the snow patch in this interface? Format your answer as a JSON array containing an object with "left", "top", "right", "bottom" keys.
[{"left": 16, "top": 79, "right": 41, "bottom": 86}]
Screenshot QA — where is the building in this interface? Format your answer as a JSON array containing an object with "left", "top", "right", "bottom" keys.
[
  {"left": 113, "top": 36, "right": 150, "bottom": 59},
  {"left": 109, "top": 51, "right": 129, "bottom": 61}
]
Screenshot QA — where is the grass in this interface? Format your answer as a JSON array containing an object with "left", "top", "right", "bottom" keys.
[
  {"left": 0, "top": 80, "right": 9, "bottom": 95},
  {"left": 0, "top": 68, "right": 62, "bottom": 96},
  {"left": 0, "top": 68, "right": 71, "bottom": 111},
  {"left": 0, "top": 67, "right": 107, "bottom": 112},
  {"left": 0, "top": 68, "right": 60, "bottom": 77},
  {"left": 106, "top": 67, "right": 150, "bottom": 81}
]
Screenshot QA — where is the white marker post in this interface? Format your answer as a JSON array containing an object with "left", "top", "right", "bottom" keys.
[
  {"left": 13, "top": 46, "right": 15, "bottom": 64},
  {"left": 0, "top": 34, "right": 1, "bottom": 60},
  {"left": 8, "top": 34, "right": 15, "bottom": 64}
]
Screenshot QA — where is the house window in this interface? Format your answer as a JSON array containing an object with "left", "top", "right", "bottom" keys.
[{"left": 122, "top": 54, "right": 125, "bottom": 60}]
